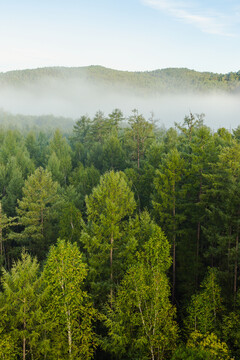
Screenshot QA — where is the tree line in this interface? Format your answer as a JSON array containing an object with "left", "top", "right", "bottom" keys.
[{"left": 0, "top": 108, "right": 240, "bottom": 359}]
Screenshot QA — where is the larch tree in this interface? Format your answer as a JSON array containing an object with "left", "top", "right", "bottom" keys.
[
  {"left": 42, "top": 239, "right": 97, "bottom": 360},
  {"left": 152, "top": 148, "right": 185, "bottom": 302},
  {"left": 83, "top": 170, "right": 136, "bottom": 306},
  {"left": 0, "top": 251, "right": 43, "bottom": 360},
  {"left": 16, "top": 167, "right": 58, "bottom": 258},
  {"left": 105, "top": 225, "right": 178, "bottom": 360}
]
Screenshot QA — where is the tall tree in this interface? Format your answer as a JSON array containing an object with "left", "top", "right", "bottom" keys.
[
  {"left": 105, "top": 227, "right": 177, "bottom": 360},
  {"left": 185, "top": 268, "right": 223, "bottom": 335},
  {"left": 16, "top": 167, "right": 58, "bottom": 258},
  {"left": 83, "top": 171, "right": 136, "bottom": 305},
  {"left": 152, "top": 148, "right": 185, "bottom": 302},
  {"left": 0, "top": 251, "right": 43, "bottom": 360},
  {"left": 42, "top": 239, "right": 97, "bottom": 360},
  {"left": 47, "top": 129, "right": 72, "bottom": 186},
  {"left": 125, "top": 109, "right": 154, "bottom": 168}
]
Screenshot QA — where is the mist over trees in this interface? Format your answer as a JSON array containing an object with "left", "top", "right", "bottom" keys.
[
  {"left": 0, "top": 66, "right": 240, "bottom": 129},
  {"left": 1, "top": 107, "right": 240, "bottom": 359}
]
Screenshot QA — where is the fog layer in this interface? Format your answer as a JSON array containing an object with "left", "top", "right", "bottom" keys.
[{"left": 0, "top": 77, "right": 239, "bottom": 129}]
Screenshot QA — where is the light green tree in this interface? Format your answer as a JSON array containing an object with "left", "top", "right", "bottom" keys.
[
  {"left": 47, "top": 129, "right": 72, "bottom": 185},
  {"left": 0, "top": 251, "right": 43, "bottom": 360},
  {"left": 83, "top": 170, "right": 136, "bottom": 305},
  {"left": 105, "top": 227, "right": 178, "bottom": 360},
  {"left": 16, "top": 167, "right": 58, "bottom": 258},
  {"left": 186, "top": 268, "right": 223, "bottom": 335},
  {"left": 126, "top": 109, "right": 154, "bottom": 168},
  {"left": 42, "top": 239, "right": 97, "bottom": 360}
]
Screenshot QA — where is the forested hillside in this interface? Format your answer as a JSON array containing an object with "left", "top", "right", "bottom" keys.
[
  {"left": 1, "top": 109, "right": 240, "bottom": 359},
  {"left": 0, "top": 109, "right": 74, "bottom": 132},
  {"left": 1, "top": 66, "right": 240, "bottom": 94}
]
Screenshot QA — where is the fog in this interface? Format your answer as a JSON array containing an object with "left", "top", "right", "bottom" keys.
[{"left": 0, "top": 77, "right": 239, "bottom": 130}]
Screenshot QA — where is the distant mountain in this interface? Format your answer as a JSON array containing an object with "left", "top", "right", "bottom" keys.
[{"left": 0, "top": 66, "right": 240, "bottom": 94}]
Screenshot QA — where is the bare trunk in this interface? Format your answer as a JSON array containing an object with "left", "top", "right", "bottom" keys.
[
  {"left": 66, "top": 309, "right": 72, "bottom": 360},
  {"left": 61, "top": 276, "right": 72, "bottom": 360},
  {"left": 150, "top": 347, "right": 155, "bottom": 360}
]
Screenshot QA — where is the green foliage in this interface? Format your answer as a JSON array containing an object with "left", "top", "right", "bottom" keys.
[
  {"left": 42, "top": 239, "right": 97, "bottom": 360},
  {"left": 83, "top": 170, "right": 136, "bottom": 304},
  {"left": 47, "top": 129, "right": 72, "bottom": 185},
  {"left": 185, "top": 268, "right": 223, "bottom": 335},
  {"left": 0, "top": 251, "right": 44, "bottom": 359},
  {"left": 187, "top": 331, "right": 232, "bottom": 360},
  {"left": 104, "top": 228, "right": 177, "bottom": 360},
  {"left": 16, "top": 167, "right": 58, "bottom": 258},
  {"left": 1, "top": 107, "right": 240, "bottom": 358}
]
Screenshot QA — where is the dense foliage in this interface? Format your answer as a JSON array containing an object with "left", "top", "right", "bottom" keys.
[
  {"left": 0, "top": 108, "right": 240, "bottom": 359},
  {"left": 1, "top": 66, "right": 240, "bottom": 94}
]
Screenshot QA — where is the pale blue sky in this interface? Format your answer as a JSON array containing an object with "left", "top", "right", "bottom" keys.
[{"left": 0, "top": 0, "right": 240, "bottom": 73}]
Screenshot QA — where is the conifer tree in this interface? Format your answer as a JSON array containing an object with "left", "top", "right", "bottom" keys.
[{"left": 83, "top": 170, "right": 136, "bottom": 305}]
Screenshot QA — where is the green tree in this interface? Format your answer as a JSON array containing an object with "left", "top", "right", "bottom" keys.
[
  {"left": 42, "top": 239, "right": 97, "bottom": 360},
  {"left": 0, "top": 251, "right": 43, "bottom": 360},
  {"left": 125, "top": 109, "right": 154, "bottom": 168},
  {"left": 83, "top": 171, "right": 136, "bottom": 305},
  {"left": 185, "top": 268, "right": 223, "bottom": 335},
  {"left": 153, "top": 148, "right": 185, "bottom": 302},
  {"left": 47, "top": 129, "right": 72, "bottom": 185},
  {"left": 105, "top": 227, "right": 177, "bottom": 360},
  {"left": 16, "top": 167, "right": 58, "bottom": 258}
]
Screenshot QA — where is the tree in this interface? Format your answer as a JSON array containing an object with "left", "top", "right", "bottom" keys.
[
  {"left": 0, "top": 201, "right": 18, "bottom": 268},
  {"left": 185, "top": 268, "right": 223, "bottom": 335},
  {"left": 16, "top": 167, "right": 58, "bottom": 258},
  {"left": 125, "top": 109, "right": 154, "bottom": 168},
  {"left": 83, "top": 171, "right": 136, "bottom": 305},
  {"left": 42, "top": 239, "right": 97, "bottom": 360},
  {"left": 203, "top": 143, "right": 240, "bottom": 302},
  {"left": 152, "top": 148, "right": 185, "bottom": 302},
  {"left": 105, "top": 227, "right": 178, "bottom": 360},
  {"left": 47, "top": 129, "right": 72, "bottom": 186},
  {"left": 0, "top": 251, "right": 43, "bottom": 360}
]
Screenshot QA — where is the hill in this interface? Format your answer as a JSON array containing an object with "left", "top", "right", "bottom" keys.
[{"left": 0, "top": 66, "right": 240, "bottom": 94}]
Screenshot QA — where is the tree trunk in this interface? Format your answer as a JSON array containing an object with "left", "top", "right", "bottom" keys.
[{"left": 66, "top": 309, "right": 72, "bottom": 360}]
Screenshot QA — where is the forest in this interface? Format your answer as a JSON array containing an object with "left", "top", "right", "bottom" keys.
[
  {"left": 1, "top": 66, "right": 240, "bottom": 94},
  {"left": 1, "top": 108, "right": 240, "bottom": 359}
]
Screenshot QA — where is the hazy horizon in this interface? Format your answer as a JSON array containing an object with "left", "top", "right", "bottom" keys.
[{"left": 0, "top": 75, "right": 239, "bottom": 131}]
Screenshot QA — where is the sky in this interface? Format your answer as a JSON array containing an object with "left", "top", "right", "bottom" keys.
[{"left": 0, "top": 0, "right": 240, "bottom": 73}]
